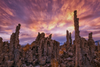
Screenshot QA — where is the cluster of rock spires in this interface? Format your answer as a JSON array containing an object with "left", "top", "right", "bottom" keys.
[{"left": 0, "top": 10, "right": 100, "bottom": 67}]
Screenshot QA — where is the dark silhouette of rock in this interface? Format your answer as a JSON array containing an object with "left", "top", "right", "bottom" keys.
[
  {"left": 0, "top": 11, "right": 100, "bottom": 67},
  {"left": 69, "top": 32, "right": 72, "bottom": 45}
]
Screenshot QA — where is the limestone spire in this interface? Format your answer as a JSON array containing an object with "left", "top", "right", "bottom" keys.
[
  {"left": 74, "top": 10, "right": 80, "bottom": 41},
  {"left": 15, "top": 24, "right": 21, "bottom": 49},
  {"left": 74, "top": 10, "right": 82, "bottom": 67},
  {"left": 98, "top": 42, "right": 100, "bottom": 51},
  {"left": 36, "top": 32, "right": 45, "bottom": 41},
  {"left": 69, "top": 32, "right": 72, "bottom": 45},
  {"left": 0, "top": 37, "right": 2, "bottom": 43},
  {"left": 0, "top": 37, "right": 3, "bottom": 54},
  {"left": 16, "top": 24, "right": 21, "bottom": 33},
  {"left": 49, "top": 34, "right": 52, "bottom": 39},
  {"left": 89, "top": 32, "right": 92, "bottom": 40},
  {"left": 67, "top": 30, "right": 69, "bottom": 44}
]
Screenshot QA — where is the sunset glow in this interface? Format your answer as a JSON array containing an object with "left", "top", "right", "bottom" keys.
[{"left": 0, "top": 0, "right": 100, "bottom": 45}]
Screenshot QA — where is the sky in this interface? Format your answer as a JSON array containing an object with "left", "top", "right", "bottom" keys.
[{"left": 0, "top": 0, "right": 100, "bottom": 45}]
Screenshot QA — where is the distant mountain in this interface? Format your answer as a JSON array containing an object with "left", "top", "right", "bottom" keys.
[
  {"left": 95, "top": 40, "right": 100, "bottom": 43},
  {"left": 95, "top": 40, "right": 100, "bottom": 45},
  {"left": 60, "top": 42, "right": 64, "bottom": 45}
]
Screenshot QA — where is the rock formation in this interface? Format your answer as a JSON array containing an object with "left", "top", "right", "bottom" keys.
[
  {"left": 0, "top": 10, "right": 100, "bottom": 67},
  {"left": 58, "top": 10, "right": 100, "bottom": 67}
]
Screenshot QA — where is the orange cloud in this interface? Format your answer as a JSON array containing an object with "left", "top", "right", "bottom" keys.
[{"left": 0, "top": 0, "right": 100, "bottom": 45}]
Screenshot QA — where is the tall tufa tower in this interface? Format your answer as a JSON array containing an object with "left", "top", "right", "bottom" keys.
[
  {"left": 74, "top": 10, "right": 80, "bottom": 41},
  {"left": 74, "top": 10, "right": 82, "bottom": 67}
]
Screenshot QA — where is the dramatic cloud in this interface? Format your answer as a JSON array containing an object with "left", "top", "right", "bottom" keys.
[{"left": 0, "top": 0, "right": 100, "bottom": 45}]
